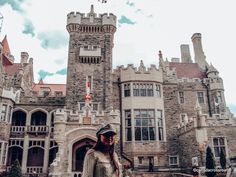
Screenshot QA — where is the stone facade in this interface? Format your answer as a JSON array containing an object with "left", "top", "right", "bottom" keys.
[{"left": 0, "top": 5, "right": 236, "bottom": 177}]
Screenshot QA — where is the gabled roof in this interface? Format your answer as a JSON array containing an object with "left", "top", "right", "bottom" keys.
[
  {"left": 1, "top": 35, "right": 14, "bottom": 65},
  {"left": 169, "top": 62, "right": 206, "bottom": 79},
  {"left": 32, "top": 82, "right": 66, "bottom": 96},
  {"left": 1, "top": 35, "right": 11, "bottom": 55},
  {"left": 4, "top": 63, "right": 22, "bottom": 75}
]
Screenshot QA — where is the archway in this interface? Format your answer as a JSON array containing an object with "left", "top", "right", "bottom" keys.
[
  {"left": 12, "top": 110, "right": 26, "bottom": 126},
  {"left": 31, "top": 111, "right": 47, "bottom": 125},
  {"left": 72, "top": 138, "right": 95, "bottom": 172},
  {"left": 7, "top": 146, "right": 23, "bottom": 166}
]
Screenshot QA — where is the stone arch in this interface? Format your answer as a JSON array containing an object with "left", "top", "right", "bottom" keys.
[
  {"left": 12, "top": 109, "right": 27, "bottom": 126},
  {"left": 27, "top": 147, "right": 44, "bottom": 166},
  {"left": 7, "top": 146, "right": 23, "bottom": 166},
  {"left": 67, "top": 128, "right": 97, "bottom": 172},
  {"left": 72, "top": 138, "right": 96, "bottom": 171},
  {"left": 30, "top": 109, "right": 48, "bottom": 126}
]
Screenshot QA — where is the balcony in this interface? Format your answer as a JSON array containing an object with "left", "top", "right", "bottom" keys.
[
  {"left": 27, "top": 166, "right": 43, "bottom": 174},
  {"left": 10, "top": 126, "right": 25, "bottom": 133},
  {"left": 26, "top": 125, "right": 49, "bottom": 134}
]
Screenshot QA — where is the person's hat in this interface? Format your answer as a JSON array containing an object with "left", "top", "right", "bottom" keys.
[{"left": 96, "top": 124, "right": 117, "bottom": 137}]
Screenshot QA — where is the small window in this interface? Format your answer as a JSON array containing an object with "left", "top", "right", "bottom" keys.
[
  {"left": 124, "top": 84, "right": 130, "bottom": 97},
  {"left": 179, "top": 91, "right": 184, "bottom": 104},
  {"left": 79, "top": 103, "right": 85, "bottom": 110},
  {"left": 55, "top": 91, "right": 63, "bottom": 96},
  {"left": 169, "top": 156, "right": 179, "bottom": 165},
  {"left": 1, "top": 104, "right": 7, "bottom": 122},
  {"left": 180, "top": 113, "right": 187, "bottom": 123},
  {"left": 197, "top": 92, "right": 205, "bottom": 103},
  {"left": 93, "top": 103, "right": 98, "bottom": 111},
  {"left": 138, "top": 156, "right": 144, "bottom": 164},
  {"left": 156, "top": 84, "right": 161, "bottom": 97}
]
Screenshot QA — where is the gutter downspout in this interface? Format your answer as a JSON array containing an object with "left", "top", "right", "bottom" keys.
[
  {"left": 118, "top": 77, "right": 133, "bottom": 169},
  {"left": 202, "top": 80, "right": 212, "bottom": 117}
]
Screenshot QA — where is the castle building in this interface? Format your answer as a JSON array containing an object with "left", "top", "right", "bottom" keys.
[{"left": 0, "top": 6, "right": 236, "bottom": 177}]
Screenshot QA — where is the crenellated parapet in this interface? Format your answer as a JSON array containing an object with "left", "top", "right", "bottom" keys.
[
  {"left": 67, "top": 5, "right": 116, "bottom": 33},
  {"left": 116, "top": 61, "right": 163, "bottom": 83}
]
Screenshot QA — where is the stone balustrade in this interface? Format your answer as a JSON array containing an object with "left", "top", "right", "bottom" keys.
[
  {"left": 26, "top": 166, "right": 43, "bottom": 174},
  {"left": 10, "top": 126, "right": 25, "bottom": 133},
  {"left": 26, "top": 125, "right": 49, "bottom": 133}
]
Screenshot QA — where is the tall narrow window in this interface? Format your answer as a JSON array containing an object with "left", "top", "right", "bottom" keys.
[
  {"left": 157, "top": 110, "right": 164, "bottom": 141},
  {"left": 197, "top": 92, "right": 205, "bottom": 103},
  {"left": 1, "top": 104, "right": 7, "bottom": 122},
  {"left": 0, "top": 142, "right": 2, "bottom": 164},
  {"left": 133, "top": 83, "right": 139, "bottom": 96},
  {"left": 179, "top": 91, "right": 184, "bottom": 104},
  {"left": 124, "top": 84, "right": 130, "bottom": 97},
  {"left": 140, "top": 84, "right": 146, "bottom": 96},
  {"left": 213, "top": 137, "right": 226, "bottom": 157},
  {"left": 125, "top": 110, "right": 132, "bottom": 141},
  {"left": 156, "top": 84, "right": 161, "bottom": 97},
  {"left": 87, "top": 75, "right": 93, "bottom": 93},
  {"left": 7, "top": 106, "right": 12, "bottom": 123},
  {"left": 147, "top": 84, "right": 154, "bottom": 96}
]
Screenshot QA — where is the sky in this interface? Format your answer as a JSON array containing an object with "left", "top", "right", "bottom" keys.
[{"left": 0, "top": 0, "right": 236, "bottom": 115}]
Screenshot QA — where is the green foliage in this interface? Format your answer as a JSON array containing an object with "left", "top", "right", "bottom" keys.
[
  {"left": 0, "top": 171, "right": 9, "bottom": 177},
  {"left": 220, "top": 149, "right": 226, "bottom": 169},
  {"left": 8, "top": 159, "right": 23, "bottom": 177},
  {"left": 205, "top": 146, "right": 216, "bottom": 177}
]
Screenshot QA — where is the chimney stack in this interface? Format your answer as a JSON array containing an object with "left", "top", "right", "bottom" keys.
[
  {"left": 180, "top": 44, "right": 192, "bottom": 63},
  {"left": 21, "top": 52, "right": 29, "bottom": 64},
  {"left": 191, "top": 33, "right": 207, "bottom": 69}
]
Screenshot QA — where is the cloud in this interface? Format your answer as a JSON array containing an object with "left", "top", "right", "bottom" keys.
[
  {"left": 147, "top": 14, "right": 154, "bottom": 18},
  {"left": 118, "top": 16, "right": 136, "bottom": 25},
  {"left": 54, "top": 58, "right": 66, "bottom": 65},
  {"left": 56, "top": 68, "right": 67, "bottom": 75},
  {"left": 22, "top": 19, "right": 35, "bottom": 37},
  {"left": 135, "top": 9, "right": 142, "bottom": 13},
  {"left": 37, "top": 31, "right": 68, "bottom": 49},
  {"left": 38, "top": 70, "right": 54, "bottom": 80},
  {"left": 0, "top": 0, "right": 25, "bottom": 13},
  {"left": 126, "top": 0, "right": 135, "bottom": 7}
]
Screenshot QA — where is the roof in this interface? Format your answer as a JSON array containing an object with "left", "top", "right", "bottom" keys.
[
  {"left": 32, "top": 83, "right": 66, "bottom": 96},
  {"left": 4, "top": 63, "right": 22, "bottom": 75},
  {"left": 1, "top": 35, "right": 11, "bottom": 55},
  {"left": 169, "top": 62, "right": 206, "bottom": 79}
]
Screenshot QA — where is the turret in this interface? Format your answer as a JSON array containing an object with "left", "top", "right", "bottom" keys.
[
  {"left": 66, "top": 5, "right": 116, "bottom": 34},
  {"left": 180, "top": 44, "right": 192, "bottom": 63},
  {"left": 191, "top": 33, "right": 207, "bottom": 69}
]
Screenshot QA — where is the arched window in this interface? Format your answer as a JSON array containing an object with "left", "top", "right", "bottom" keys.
[{"left": 31, "top": 111, "right": 47, "bottom": 125}]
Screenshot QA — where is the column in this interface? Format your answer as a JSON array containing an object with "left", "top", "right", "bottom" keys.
[
  {"left": 43, "top": 136, "right": 50, "bottom": 173},
  {"left": 21, "top": 135, "right": 29, "bottom": 173}
]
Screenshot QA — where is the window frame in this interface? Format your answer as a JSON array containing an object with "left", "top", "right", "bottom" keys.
[
  {"left": 212, "top": 137, "right": 226, "bottom": 158},
  {"left": 169, "top": 155, "right": 179, "bottom": 166},
  {"left": 197, "top": 91, "right": 205, "bottom": 104}
]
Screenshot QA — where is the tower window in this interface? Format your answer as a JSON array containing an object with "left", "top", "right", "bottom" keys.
[
  {"left": 197, "top": 92, "right": 205, "bottom": 103},
  {"left": 179, "top": 91, "right": 184, "bottom": 104},
  {"left": 124, "top": 84, "right": 130, "bottom": 97}
]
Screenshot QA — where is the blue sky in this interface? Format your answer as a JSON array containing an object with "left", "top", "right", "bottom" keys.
[{"left": 0, "top": 0, "right": 236, "bottom": 115}]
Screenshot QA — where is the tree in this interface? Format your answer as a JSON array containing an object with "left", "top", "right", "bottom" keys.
[
  {"left": 205, "top": 146, "right": 216, "bottom": 177},
  {"left": 8, "top": 159, "right": 23, "bottom": 177},
  {"left": 220, "top": 148, "right": 226, "bottom": 169}
]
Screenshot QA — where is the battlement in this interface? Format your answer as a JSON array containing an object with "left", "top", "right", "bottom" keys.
[
  {"left": 116, "top": 61, "right": 163, "bottom": 83},
  {"left": 67, "top": 6, "right": 116, "bottom": 27}
]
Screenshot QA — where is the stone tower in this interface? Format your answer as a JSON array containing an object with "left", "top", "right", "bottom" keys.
[
  {"left": 191, "top": 33, "right": 207, "bottom": 69},
  {"left": 65, "top": 5, "right": 116, "bottom": 111}
]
